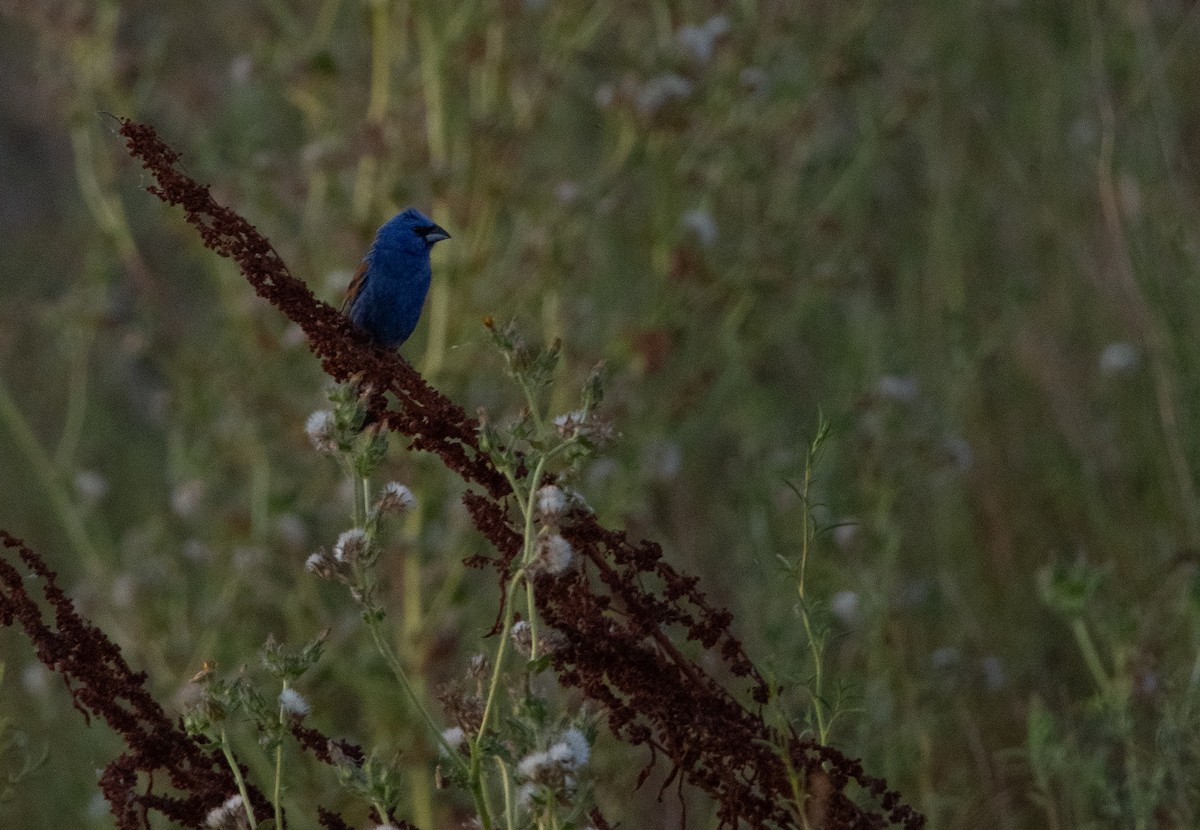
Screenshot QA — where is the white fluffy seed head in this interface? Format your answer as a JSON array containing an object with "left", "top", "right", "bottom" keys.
[
  {"left": 538, "top": 534, "right": 574, "bottom": 575},
  {"left": 517, "top": 750, "right": 550, "bottom": 779},
  {"left": 537, "top": 485, "right": 567, "bottom": 519},
  {"left": 553, "top": 727, "right": 590, "bottom": 770},
  {"left": 305, "top": 410, "right": 338, "bottom": 454},
  {"left": 441, "top": 726, "right": 466, "bottom": 751},
  {"left": 378, "top": 481, "right": 416, "bottom": 514},
  {"left": 333, "top": 528, "right": 367, "bottom": 564},
  {"left": 279, "top": 688, "right": 310, "bottom": 716}
]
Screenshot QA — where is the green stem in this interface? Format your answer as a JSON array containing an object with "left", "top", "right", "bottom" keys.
[
  {"left": 53, "top": 308, "right": 96, "bottom": 471},
  {"left": 797, "top": 445, "right": 814, "bottom": 603},
  {"left": 476, "top": 569, "right": 525, "bottom": 744},
  {"left": 469, "top": 563, "right": 530, "bottom": 829},
  {"left": 525, "top": 579, "right": 539, "bottom": 660},
  {"left": 799, "top": 602, "right": 828, "bottom": 744},
  {"left": 352, "top": 470, "right": 370, "bottom": 528},
  {"left": 468, "top": 757, "right": 494, "bottom": 830},
  {"left": 69, "top": 120, "right": 142, "bottom": 273},
  {"left": 521, "top": 456, "right": 547, "bottom": 564},
  {"left": 520, "top": 455, "right": 548, "bottom": 654},
  {"left": 0, "top": 377, "right": 105, "bottom": 575},
  {"left": 218, "top": 727, "right": 257, "bottom": 829},
  {"left": 1070, "top": 617, "right": 1112, "bottom": 698},
  {"left": 372, "top": 799, "right": 389, "bottom": 826},
  {"left": 391, "top": 505, "right": 434, "bottom": 829},
  {"left": 797, "top": 419, "right": 829, "bottom": 743},
  {"left": 362, "top": 613, "right": 463, "bottom": 770},
  {"left": 519, "top": 377, "right": 547, "bottom": 436},
  {"left": 273, "top": 683, "right": 286, "bottom": 830},
  {"left": 495, "top": 756, "right": 516, "bottom": 830}
]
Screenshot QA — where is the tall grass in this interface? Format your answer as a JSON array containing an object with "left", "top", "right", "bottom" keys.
[{"left": 2, "top": 1, "right": 1200, "bottom": 828}]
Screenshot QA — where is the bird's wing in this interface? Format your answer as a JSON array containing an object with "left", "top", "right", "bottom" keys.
[{"left": 341, "top": 259, "right": 370, "bottom": 313}]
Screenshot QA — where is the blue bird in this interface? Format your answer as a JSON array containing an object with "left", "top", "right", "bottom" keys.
[{"left": 342, "top": 208, "right": 451, "bottom": 348}]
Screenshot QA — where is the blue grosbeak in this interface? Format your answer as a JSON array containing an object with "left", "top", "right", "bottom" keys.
[{"left": 343, "top": 208, "right": 451, "bottom": 347}]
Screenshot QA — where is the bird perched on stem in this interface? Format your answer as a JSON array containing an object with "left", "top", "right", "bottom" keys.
[{"left": 342, "top": 207, "right": 451, "bottom": 348}]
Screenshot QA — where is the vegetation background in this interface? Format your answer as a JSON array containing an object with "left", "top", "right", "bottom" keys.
[{"left": 2, "top": 1, "right": 1200, "bottom": 828}]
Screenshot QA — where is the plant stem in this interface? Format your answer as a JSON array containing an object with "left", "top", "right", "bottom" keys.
[
  {"left": 218, "top": 727, "right": 257, "bottom": 829},
  {"left": 353, "top": 471, "right": 370, "bottom": 528},
  {"left": 799, "top": 602, "right": 828, "bottom": 744},
  {"left": 520, "top": 455, "right": 548, "bottom": 654},
  {"left": 797, "top": 430, "right": 830, "bottom": 743},
  {"left": 495, "top": 756, "right": 516, "bottom": 830},
  {"left": 273, "top": 682, "right": 287, "bottom": 830},
  {"left": 477, "top": 569, "right": 526, "bottom": 743},
  {"left": 525, "top": 579, "right": 540, "bottom": 660},
  {"left": 362, "top": 612, "right": 462, "bottom": 769},
  {"left": 1071, "top": 618, "right": 1112, "bottom": 698},
  {"left": 0, "top": 378, "right": 105, "bottom": 575},
  {"left": 520, "top": 379, "right": 547, "bottom": 436}
]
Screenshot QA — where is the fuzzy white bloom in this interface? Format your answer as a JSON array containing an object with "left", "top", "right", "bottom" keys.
[
  {"left": 981, "top": 656, "right": 1007, "bottom": 692},
  {"left": 677, "top": 24, "right": 714, "bottom": 63},
  {"left": 550, "top": 727, "right": 590, "bottom": 770},
  {"left": 539, "top": 534, "right": 574, "bottom": 575},
  {"left": 279, "top": 688, "right": 310, "bottom": 716},
  {"left": 110, "top": 574, "right": 136, "bottom": 609},
  {"left": 553, "top": 409, "right": 587, "bottom": 436},
  {"left": 547, "top": 741, "right": 575, "bottom": 767},
  {"left": 517, "top": 750, "right": 550, "bottom": 779},
  {"left": 21, "top": 663, "right": 49, "bottom": 696},
  {"left": 74, "top": 470, "right": 110, "bottom": 504},
  {"left": 677, "top": 14, "right": 730, "bottom": 63},
  {"left": 537, "top": 485, "right": 567, "bottom": 518},
  {"left": 304, "top": 552, "right": 327, "bottom": 574},
  {"left": 333, "top": 528, "right": 367, "bottom": 563},
  {"left": 229, "top": 54, "right": 253, "bottom": 85},
  {"left": 874, "top": 374, "right": 919, "bottom": 403},
  {"left": 646, "top": 441, "right": 683, "bottom": 481},
  {"left": 171, "top": 479, "right": 206, "bottom": 519},
  {"left": 305, "top": 410, "right": 338, "bottom": 454},
  {"left": 555, "top": 181, "right": 580, "bottom": 204},
  {"left": 832, "top": 521, "right": 859, "bottom": 551},
  {"left": 275, "top": 513, "right": 307, "bottom": 548},
  {"left": 830, "top": 590, "right": 861, "bottom": 626},
  {"left": 594, "top": 82, "right": 616, "bottom": 109},
  {"left": 379, "top": 481, "right": 416, "bottom": 514},
  {"left": 510, "top": 620, "right": 533, "bottom": 656},
  {"left": 636, "top": 73, "right": 693, "bottom": 116},
  {"left": 441, "top": 726, "right": 466, "bottom": 751},
  {"left": 184, "top": 539, "right": 213, "bottom": 563},
  {"left": 516, "top": 781, "right": 539, "bottom": 808},
  {"left": 931, "top": 646, "right": 960, "bottom": 670},
  {"left": 205, "top": 794, "right": 245, "bottom": 828},
  {"left": 1099, "top": 341, "right": 1140, "bottom": 376},
  {"left": 682, "top": 209, "right": 718, "bottom": 248}
]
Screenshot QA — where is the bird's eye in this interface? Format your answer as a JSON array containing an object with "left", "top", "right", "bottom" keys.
[{"left": 414, "top": 225, "right": 438, "bottom": 236}]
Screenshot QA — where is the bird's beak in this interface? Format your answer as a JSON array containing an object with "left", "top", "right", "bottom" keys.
[{"left": 423, "top": 225, "right": 451, "bottom": 244}]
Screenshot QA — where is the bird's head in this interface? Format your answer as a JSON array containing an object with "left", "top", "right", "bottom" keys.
[{"left": 373, "top": 207, "right": 451, "bottom": 255}]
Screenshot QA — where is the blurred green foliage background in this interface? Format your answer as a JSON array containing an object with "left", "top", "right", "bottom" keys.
[{"left": 3, "top": 0, "right": 1200, "bottom": 827}]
